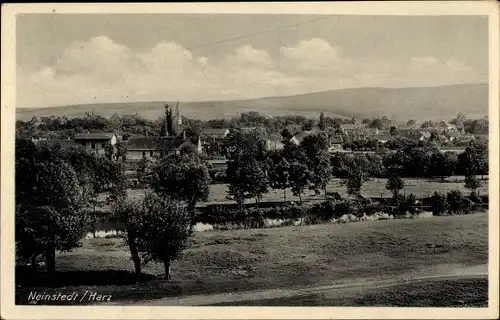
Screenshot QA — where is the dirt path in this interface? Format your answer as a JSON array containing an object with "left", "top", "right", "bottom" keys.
[{"left": 114, "top": 264, "right": 487, "bottom": 306}]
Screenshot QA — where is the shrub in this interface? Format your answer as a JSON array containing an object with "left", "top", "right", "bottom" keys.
[
  {"left": 334, "top": 199, "right": 359, "bottom": 218},
  {"left": 311, "top": 201, "right": 336, "bottom": 222},
  {"left": 431, "top": 191, "right": 449, "bottom": 216},
  {"left": 405, "top": 193, "right": 418, "bottom": 214},
  {"left": 446, "top": 189, "right": 464, "bottom": 214}
]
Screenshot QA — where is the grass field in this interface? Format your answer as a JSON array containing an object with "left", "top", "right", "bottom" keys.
[
  {"left": 16, "top": 213, "right": 488, "bottom": 306},
  {"left": 102, "top": 177, "right": 489, "bottom": 206}
]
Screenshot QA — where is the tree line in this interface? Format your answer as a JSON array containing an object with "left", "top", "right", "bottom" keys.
[{"left": 16, "top": 110, "right": 489, "bottom": 141}]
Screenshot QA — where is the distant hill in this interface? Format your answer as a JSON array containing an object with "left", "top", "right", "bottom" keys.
[{"left": 16, "top": 83, "right": 488, "bottom": 122}]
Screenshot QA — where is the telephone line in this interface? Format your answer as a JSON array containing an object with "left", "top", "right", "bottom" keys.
[{"left": 186, "top": 15, "right": 334, "bottom": 51}]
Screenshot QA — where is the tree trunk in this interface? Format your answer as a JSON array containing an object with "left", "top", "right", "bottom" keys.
[
  {"left": 30, "top": 254, "right": 38, "bottom": 270},
  {"left": 283, "top": 189, "right": 286, "bottom": 204},
  {"left": 162, "top": 259, "right": 171, "bottom": 280},
  {"left": 298, "top": 192, "right": 302, "bottom": 205},
  {"left": 92, "top": 206, "right": 97, "bottom": 238},
  {"left": 324, "top": 185, "right": 328, "bottom": 202},
  {"left": 127, "top": 233, "right": 142, "bottom": 279},
  {"left": 45, "top": 248, "right": 56, "bottom": 275}
]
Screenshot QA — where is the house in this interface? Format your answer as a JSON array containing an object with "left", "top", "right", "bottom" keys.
[
  {"left": 374, "top": 134, "right": 392, "bottom": 144},
  {"left": 74, "top": 132, "right": 117, "bottom": 155},
  {"left": 454, "top": 134, "right": 476, "bottom": 145},
  {"left": 266, "top": 134, "right": 285, "bottom": 151},
  {"left": 207, "top": 159, "right": 228, "bottom": 170},
  {"left": 327, "top": 135, "right": 344, "bottom": 153},
  {"left": 281, "top": 124, "right": 302, "bottom": 138},
  {"left": 289, "top": 129, "right": 325, "bottom": 146},
  {"left": 60, "top": 115, "right": 69, "bottom": 125},
  {"left": 239, "top": 127, "right": 267, "bottom": 136},
  {"left": 201, "top": 128, "right": 230, "bottom": 140},
  {"left": 446, "top": 131, "right": 461, "bottom": 142},
  {"left": 419, "top": 131, "right": 432, "bottom": 141},
  {"left": 339, "top": 123, "right": 357, "bottom": 134},
  {"left": 399, "top": 128, "right": 422, "bottom": 139},
  {"left": 109, "top": 113, "right": 121, "bottom": 123},
  {"left": 163, "top": 137, "right": 199, "bottom": 156},
  {"left": 121, "top": 113, "right": 140, "bottom": 121},
  {"left": 436, "top": 120, "right": 458, "bottom": 133},
  {"left": 125, "top": 136, "right": 163, "bottom": 161}
]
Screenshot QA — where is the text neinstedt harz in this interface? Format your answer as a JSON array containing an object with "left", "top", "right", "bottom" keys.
[{"left": 28, "top": 291, "right": 112, "bottom": 302}]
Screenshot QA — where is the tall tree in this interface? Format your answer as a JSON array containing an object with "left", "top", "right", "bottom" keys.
[
  {"left": 225, "top": 131, "right": 269, "bottom": 210},
  {"left": 137, "top": 193, "right": 192, "bottom": 280},
  {"left": 282, "top": 141, "right": 310, "bottom": 204},
  {"left": 152, "top": 153, "right": 211, "bottom": 227},
  {"left": 300, "top": 134, "right": 331, "bottom": 201},
  {"left": 111, "top": 197, "right": 143, "bottom": 278},
  {"left": 430, "top": 151, "right": 457, "bottom": 180},
  {"left": 15, "top": 141, "right": 90, "bottom": 274},
  {"left": 340, "top": 154, "right": 371, "bottom": 197},
  {"left": 136, "top": 156, "right": 153, "bottom": 189},
  {"left": 267, "top": 150, "right": 291, "bottom": 203},
  {"left": 386, "top": 165, "right": 405, "bottom": 198}
]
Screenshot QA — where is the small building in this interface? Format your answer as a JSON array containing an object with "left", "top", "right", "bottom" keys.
[
  {"left": 207, "top": 159, "right": 228, "bottom": 170},
  {"left": 374, "top": 134, "right": 392, "bottom": 144},
  {"left": 281, "top": 124, "right": 302, "bottom": 138},
  {"left": 446, "top": 131, "right": 461, "bottom": 142},
  {"left": 419, "top": 131, "right": 432, "bottom": 141},
  {"left": 74, "top": 132, "right": 117, "bottom": 155},
  {"left": 125, "top": 136, "right": 163, "bottom": 162},
  {"left": 239, "top": 127, "right": 267, "bottom": 136},
  {"left": 201, "top": 128, "right": 230, "bottom": 140},
  {"left": 266, "top": 134, "right": 285, "bottom": 151},
  {"left": 327, "top": 135, "right": 344, "bottom": 153}
]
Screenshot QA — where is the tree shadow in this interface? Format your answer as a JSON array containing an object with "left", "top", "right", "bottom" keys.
[{"left": 16, "top": 266, "right": 154, "bottom": 287}]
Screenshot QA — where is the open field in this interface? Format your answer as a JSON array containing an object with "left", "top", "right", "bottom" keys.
[
  {"left": 16, "top": 213, "right": 488, "bottom": 306},
  {"left": 100, "top": 176, "right": 489, "bottom": 206}
]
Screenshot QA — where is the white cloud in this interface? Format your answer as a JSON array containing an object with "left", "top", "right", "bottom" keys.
[
  {"left": 16, "top": 37, "right": 483, "bottom": 108},
  {"left": 280, "top": 38, "right": 350, "bottom": 71},
  {"left": 410, "top": 56, "right": 472, "bottom": 73},
  {"left": 221, "top": 45, "right": 273, "bottom": 69}
]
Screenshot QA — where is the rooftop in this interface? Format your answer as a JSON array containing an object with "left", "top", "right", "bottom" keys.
[{"left": 74, "top": 133, "right": 116, "bottom": 140}]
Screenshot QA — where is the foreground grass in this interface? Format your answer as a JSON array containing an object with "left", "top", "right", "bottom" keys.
[
  {"left": 212, "top": 279, "right": 488, "bottom": 307},
  {"left": 16, "top": 213, "right": 488, "bottom": 305}
]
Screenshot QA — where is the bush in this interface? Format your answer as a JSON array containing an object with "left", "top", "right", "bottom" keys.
[
  {"left": 431, "top": 192, "right": 449, "bottom": 216},
  {"left": 334, "top": 199, "right": 359, "bottom": 218},
  {"left": 406, "top": 193, "right": 418, "bottom": 214},
  {"left": 446, "top": 189, "right": 464, "bottom": 214},
  {"left": 311, "top": 201, "right": 336, "bottom": 222}
]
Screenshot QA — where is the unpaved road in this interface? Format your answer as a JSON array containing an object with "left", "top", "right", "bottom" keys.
[{"left": 109, "top": 264, "right": 487, "bottom": 306}]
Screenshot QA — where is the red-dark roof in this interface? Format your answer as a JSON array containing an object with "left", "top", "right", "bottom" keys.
[
  {"left": 35, "top": 139, "right": 77, "bottom": 149},
  {"left": 74, "top": 133, "right": 115, "bottom": 140},
  {"left": 126, "top": 136, "right": 162, "bottom": 150}
]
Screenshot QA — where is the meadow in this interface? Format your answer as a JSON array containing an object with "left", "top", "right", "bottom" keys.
[
  {"left": 105, "top": 176, "right": 489, "bottom": 206},
  {"left": 16, "top": 212, "right": 488, "bottom": 306}
]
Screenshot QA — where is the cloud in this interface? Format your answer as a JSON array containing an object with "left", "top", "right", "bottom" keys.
[
  {"left": 410, "top": 56, "right": 472, "bottom": 73},
  {"left": 222, "top": 45, "right": 273, "bottom": 69},
  {"left": 16, "top": 36, "right": 483, "bottom": 108},
  {"left": 280, "top": 38, "right": 350, "bottom": 71}
]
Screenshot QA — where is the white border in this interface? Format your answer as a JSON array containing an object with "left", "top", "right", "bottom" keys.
[{"left": 2, "top": 2, "right": 499, "bottom": 319}]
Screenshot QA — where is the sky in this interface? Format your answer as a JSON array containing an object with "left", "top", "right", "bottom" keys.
[{"left": 16, "top": 14, "right": 488, "bottom": 108}]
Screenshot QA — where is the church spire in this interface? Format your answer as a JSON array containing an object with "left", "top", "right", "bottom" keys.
[{"left": 175, "top": 101, "right": 182, "bottom": 125}]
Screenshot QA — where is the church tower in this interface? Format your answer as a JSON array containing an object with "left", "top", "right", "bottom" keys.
[{"left": 174, "top": 101, "right": 182, "bottom": 126}]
